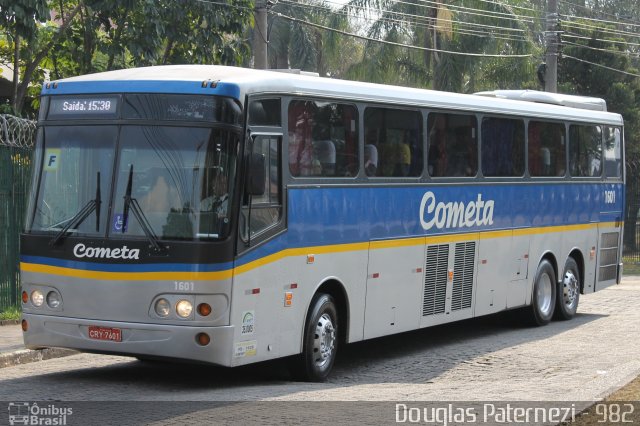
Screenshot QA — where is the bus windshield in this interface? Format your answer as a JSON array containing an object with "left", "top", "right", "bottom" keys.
[{"left": 29, "top": 123, "right": 239, "bottom": 241}]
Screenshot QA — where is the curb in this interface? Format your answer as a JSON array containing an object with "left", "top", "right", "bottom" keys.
[
  {"left": 0, "top": 319, "right": 20, "bottom": 326},
  {"left": 0, "top": 348, "right": 77, "bottom": 369}
]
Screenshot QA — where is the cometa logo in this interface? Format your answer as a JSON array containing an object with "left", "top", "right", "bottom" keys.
[
  {"left": 73, "top": 243, "right": 140, "bottom": 260},
  {"left": 419, "top": 191, "right": 495, "bottom": 231}
]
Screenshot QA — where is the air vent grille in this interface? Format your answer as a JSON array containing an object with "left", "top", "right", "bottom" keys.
[
  {"left": 423, "top": 244, "right": 449, "bottom": 316},
  {"left": 452, "top": 242, "right": 475, "bottom": 311}
]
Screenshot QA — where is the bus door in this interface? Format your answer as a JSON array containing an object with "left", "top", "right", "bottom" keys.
[
  {"left": 597, "top": 126, "right": 624, "bottom": 289},
  {"left": 363, "top": 238, "right": 425, "bottom": 339},
  {"left": 231, "top": 132, "right": 286, "bottom": 365}
]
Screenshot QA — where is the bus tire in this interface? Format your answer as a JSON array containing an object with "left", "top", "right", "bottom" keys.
[
  {"left": 528, "top": 260, "right": 557, "bottom": 326},
  {"left": 554, "top": 257, "right": 580, "bottom": 320},
  {"left": 293, "top": 293, "right": 338, "bottom": 382}
]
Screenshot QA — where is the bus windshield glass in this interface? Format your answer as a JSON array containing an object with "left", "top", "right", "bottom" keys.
[
  {"left": 112, "top": 126, "right": 237, "bottom": 240},
  {"left": 28, "top": 95, "right": 240, "bottom": 241}
]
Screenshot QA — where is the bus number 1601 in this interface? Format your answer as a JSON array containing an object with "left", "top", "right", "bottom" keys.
[
  {"left": 605, "top": 190, "right": 616, "bottom": 204},
  {"left": 174, "top": 281, "right": 195, "bottom": 291}
]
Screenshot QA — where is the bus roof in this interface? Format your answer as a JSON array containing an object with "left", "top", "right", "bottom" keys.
[{"left": 42, "top": 65, "right": 623, "bottom": 126}]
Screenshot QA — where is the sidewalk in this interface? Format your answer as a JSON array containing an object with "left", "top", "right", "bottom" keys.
[{"left": 0, "top": 322, "right": 76, "bottom": 368}]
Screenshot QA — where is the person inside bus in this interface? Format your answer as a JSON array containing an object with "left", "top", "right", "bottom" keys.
[
  {"left": 364, "top": 144, "right": 378, "bottom": 176},
  {"left": 428, "top": 115, "right": 448, "bottom": 177},
  {"left": 200, "top": 171, "right": 228, "bottom": 218}
]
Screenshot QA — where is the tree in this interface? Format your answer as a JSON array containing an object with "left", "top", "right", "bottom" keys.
[
  {"left": 0, "top": 0, "right": 51, "bottom": 113},
  {"left": 1, "top": 0, "right": 253, "bottom": 116},
  {"left": 267, "top": 1, "right": 360, "bottom": 77},
  {"left": 342, "top": 0, "right": 539, "bottom": 92}
]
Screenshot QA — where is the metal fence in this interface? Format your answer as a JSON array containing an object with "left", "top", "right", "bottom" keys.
[
  {"left": 0, "top": 115, "right": 35, "bottom": 312},
  {"left": 624, "top": 156, "right": 640, "bottom": 264}
]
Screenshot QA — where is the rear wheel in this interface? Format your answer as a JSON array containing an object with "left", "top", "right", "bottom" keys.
[
  {"left": 292, "top": 293, "right": 338, "bottom": 382},
  {"left": 527, "top": 260, "right": 557, "bottom": 326},
  {"left": 554, "top": 257, "right": 580, "bottom": 320}
]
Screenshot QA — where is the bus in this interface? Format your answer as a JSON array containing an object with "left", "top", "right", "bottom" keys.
[{"left": 20, "top": 65, "right": 624, "bottom": 381}]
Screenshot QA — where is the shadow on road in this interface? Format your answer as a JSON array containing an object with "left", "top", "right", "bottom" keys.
[{"left": 0, "top": 309, "right": 606, "bottom": 403}]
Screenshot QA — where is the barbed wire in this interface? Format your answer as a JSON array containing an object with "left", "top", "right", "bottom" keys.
[{"left": 0, "top": 115, "right": 37, "bottom": 149}]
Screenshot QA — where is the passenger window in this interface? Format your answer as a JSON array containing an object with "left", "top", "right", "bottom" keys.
[
  {"left": 569, "top": 124, "right": 602, "bottom": 177},
  {"left": 242, "top": 135, "right": 281, "bottom": 239},
  {"left": 364, "top": 107, "right": 423, "bottom": 177},
  {"left": 427, "top": 112, "right": 477, "bottom": 177},
  {"left": 528, "top": 121, "right": 566, "bottom": 177},
  {"left": 481, "top": 117, "right": 525, "bottom": 177},
  {"left": 248, "top": 99, "right": 281, "bottom": 126},
  {"left": 288, "top": 100, "right": 358, "bottom": 177},
  {"left": 604, "top": 127, "right": 622, "bottom": 178}
]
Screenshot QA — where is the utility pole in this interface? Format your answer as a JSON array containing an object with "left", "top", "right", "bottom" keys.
[
  {"left": 545, "top": 0, "right": 558, "bottom": 93},
  {"left": 253, "top": 1, "right": 268, "bottom": 69}
]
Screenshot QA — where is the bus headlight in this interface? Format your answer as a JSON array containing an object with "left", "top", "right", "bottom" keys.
[
  {"left": 31, "top": 290, "right": 44, "bottom": 307},
  {"left": 154, "top": 298, "right": 171, "bottom": 317},
  {"left": 46, "top": 291, "right": 62, "bottom": 309},
  {"left": 176, "top": 300, "right": 193, "bottom": 318}
]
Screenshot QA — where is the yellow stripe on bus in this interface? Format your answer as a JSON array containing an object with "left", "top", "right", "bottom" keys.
[{"left": 20, "top": 222, "right": 619, "bottom": 281}]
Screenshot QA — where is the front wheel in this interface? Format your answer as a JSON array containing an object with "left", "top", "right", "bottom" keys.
[
  {"left": 293, "top": 293, "right": 338, "bottom": 382},
  {"left": 554, "top": 257, "right": 580, "bottom": 320},
  {"left": 527, "top": 260, "right": 557, "bottom": 326}
]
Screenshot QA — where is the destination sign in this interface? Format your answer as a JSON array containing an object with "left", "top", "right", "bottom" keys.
[{"left": 48, "top": 96, "right": 119, "bottom": 118}]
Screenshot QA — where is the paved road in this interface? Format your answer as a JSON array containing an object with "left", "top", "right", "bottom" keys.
[{"left": 1, "top": 279, "right": 639, "bottom": 423}]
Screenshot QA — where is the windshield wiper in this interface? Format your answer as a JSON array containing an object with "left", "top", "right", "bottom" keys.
[
  {"left": 50, "top": 172, "right": 101, "bottom": 247},
  {"left": 121, "top": 165, "right": 165, "bottom": 252}
]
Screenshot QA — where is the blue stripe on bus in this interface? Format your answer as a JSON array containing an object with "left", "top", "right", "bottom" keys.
[
  {"left": 21, "top": 182, "right": 624, "bottom": 275},
  {"left": 40, "top": 81, "right": 241, "bottom": 99},
  {"left": 236, "top": 182, "right": 624, "bottom": 266}
]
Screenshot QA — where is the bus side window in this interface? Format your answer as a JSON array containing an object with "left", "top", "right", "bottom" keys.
[
  {"left": 604, "top": 126, "right": 622, "bottom": 178},
  {"left": 528, "top": 121, "right": 566, "bottom": 177},
  {"left": 481, "top": 117, "right": 525, "bottom": 177},
  {"left": 288, "top": 100, "right": 358, "bottom": 177},
  {"left": 427, "top": 112, "right": 477, "bottom": 177},
  {"left": 569, "top": 124, "right": 602, "bottom": 177},
  {"left": 364, "top": 107, "right": 422, "bottom": 178}
]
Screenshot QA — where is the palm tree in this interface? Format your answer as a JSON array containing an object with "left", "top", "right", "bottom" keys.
[{"left": 341, "top": 0, "right": 540, "bottom": 92}]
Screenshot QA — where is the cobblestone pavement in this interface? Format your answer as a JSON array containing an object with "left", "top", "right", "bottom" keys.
[{"left": 1, "top": 279, "right": 639, "bottom": 405}]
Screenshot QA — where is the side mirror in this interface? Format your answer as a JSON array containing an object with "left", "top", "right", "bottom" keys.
[{"left": 246, "top": 153, "right": 265, "bottom": 196}]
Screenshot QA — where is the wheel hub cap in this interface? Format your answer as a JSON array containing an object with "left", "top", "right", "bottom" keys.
[
  {"left": 313, "top": 313, "right": 335, "bottom": 368},
  {"left": 563, "top": 270, "right": 579, "bottom": 308}
]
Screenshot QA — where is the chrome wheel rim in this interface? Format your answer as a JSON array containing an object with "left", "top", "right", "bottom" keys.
[
  {"left": 563, "top": 270, "right": 579, "bottom": 310},
  {"left": 313, "top": 313, "right": 336, "bottom": 369},
  {"left": 537, "top": 272, "right": 553, "bottom": 317}
]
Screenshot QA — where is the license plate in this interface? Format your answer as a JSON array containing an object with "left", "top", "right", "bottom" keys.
[{"left": 88, "top": 326, "right": 122, "bottom": 342}]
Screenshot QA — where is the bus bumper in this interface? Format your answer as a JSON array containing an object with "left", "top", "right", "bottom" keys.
[{"left": 21, "top": 313, "right": 235, "bottom": 367}]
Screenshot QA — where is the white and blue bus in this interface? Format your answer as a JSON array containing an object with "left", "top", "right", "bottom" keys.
[{"left": 21, "top": 66, "right": 624, "bottom": 381}]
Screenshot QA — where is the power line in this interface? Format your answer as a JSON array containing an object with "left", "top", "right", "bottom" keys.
[
  {"left": 561, "top": 19, "right": 640, "bottom": 39},
  {"left": 562, "top": 13, "right": 640, "bottom": 30},
  {"left": 192, "top": 0, "right": 254, "bottom": 12},
  {"left": 558, "top": 0, "right": 640, "bottom": 27},
  {"left": 563, "top": 54, "right": 640, "bottom": 78},
  {"left": 269, "top": 9, "right": 532, "bottom": 58},
  {"left": 278, "top": 0, "right": 533, "bottom": 43},
  {"left": 563, "top": 32, "right": 640, "bottom": 48},
  {"left": 563, "top": 40, "right": 640, "bottom": 58}
]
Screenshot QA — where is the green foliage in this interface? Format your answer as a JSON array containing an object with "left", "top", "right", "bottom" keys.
[
  {"left": 558, "top": 18, "right": 640, "bottom": 156},
  {"left": 0, "top": 0, "right": 49, "bottom": 39},
  {"left": 342, "top": 0, "right": 540, "bottom": 92},
  {"left": 0, "top": 305, "right": 21, "bottom": 321},
  {"left": 0, "top": 0, "right": 253, "bottom": 116}
]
